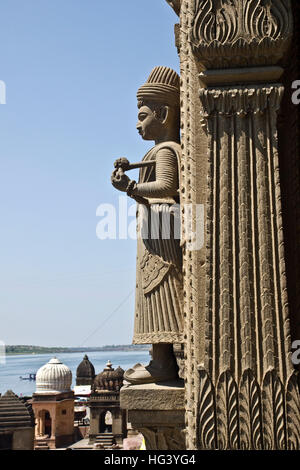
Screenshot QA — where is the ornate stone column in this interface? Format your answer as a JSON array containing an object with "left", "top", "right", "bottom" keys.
[
  {"left": 36, "top": 415, "right": 42, "bottom": 437},
  {"left": 50, "top": 412, "right": 56, "bottom": 440},
  {"left": 168, "top": 0, "right": 300, "bottom": 450}
]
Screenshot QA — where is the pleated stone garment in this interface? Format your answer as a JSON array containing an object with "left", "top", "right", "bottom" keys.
[{"left": 131, "top": 142, "right": 184, "bottom": 344}]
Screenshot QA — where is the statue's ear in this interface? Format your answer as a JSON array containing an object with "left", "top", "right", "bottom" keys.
[{"left": 160, "top": 106, "right": 169, "bottom": 125}]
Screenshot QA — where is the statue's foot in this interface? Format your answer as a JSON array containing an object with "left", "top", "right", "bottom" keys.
[{"left": 123, "top": 360, "right": 179, "bottom": 385}]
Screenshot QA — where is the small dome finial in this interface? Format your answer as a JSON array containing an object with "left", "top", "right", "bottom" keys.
[{"left": 104, "top": 360, "right": 113, "bottom": 371}]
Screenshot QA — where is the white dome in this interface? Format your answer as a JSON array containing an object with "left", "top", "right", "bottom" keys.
[{"left": 35, "top": 357, "right": 72, "bottom": 394}]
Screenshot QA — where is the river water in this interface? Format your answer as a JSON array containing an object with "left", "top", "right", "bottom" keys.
[{"left": 0, "top": 350, "right": 150, "bottom": 397}]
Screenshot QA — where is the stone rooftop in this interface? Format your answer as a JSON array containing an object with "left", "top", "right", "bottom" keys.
[{"left": 0, "top": 390, "right": 35, "bottom": 430}]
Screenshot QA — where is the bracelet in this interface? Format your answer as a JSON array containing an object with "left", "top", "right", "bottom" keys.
[{"left": 126, "top": 180, "right": 137, "bottom": 197}]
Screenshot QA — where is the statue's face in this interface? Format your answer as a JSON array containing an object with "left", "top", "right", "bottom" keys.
[{"left": 136, "top": 105, "right": 162, "bottom": 141}]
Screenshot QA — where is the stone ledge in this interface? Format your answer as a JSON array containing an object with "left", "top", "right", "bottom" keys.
[
  {"left": 198, "top": 66, "right": 284, "bottom": 88},
  {"left": 120, "top": 380, "right": 184, "bottom": 411},
  {"left": 128, "top": 410, "right": 184, "bottom": 427},
  {"left": 120, "top": 381, "right": 185, "bottom": 450}
]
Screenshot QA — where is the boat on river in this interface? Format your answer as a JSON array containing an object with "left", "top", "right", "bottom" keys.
[{"left": 19, "top": 373, "right": 36, "bottom": 381}]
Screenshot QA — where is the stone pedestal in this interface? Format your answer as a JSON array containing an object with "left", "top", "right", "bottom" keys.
[{"left": 120, "top": 381, "right": 185, "bottom": 450}]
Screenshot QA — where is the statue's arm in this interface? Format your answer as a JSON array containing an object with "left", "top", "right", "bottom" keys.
[{"left": 131, "top": 147, "right": 178, "bottom": 198}]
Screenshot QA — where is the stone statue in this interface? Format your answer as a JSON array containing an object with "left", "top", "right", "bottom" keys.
[{"left": 111, "top": 66, "right": 183, "bottom": 384}]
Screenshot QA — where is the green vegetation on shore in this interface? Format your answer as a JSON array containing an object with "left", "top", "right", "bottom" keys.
[{"left": 5, "top": 344, "right": 150, "bottom": 355}]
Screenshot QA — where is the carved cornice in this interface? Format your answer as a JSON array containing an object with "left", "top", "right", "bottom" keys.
[
  {"left": 199, "top": 85, "right": 283, "bottom": 117},
  {"left": 191, "top": 0, "right": 293, "bottom": 70}
]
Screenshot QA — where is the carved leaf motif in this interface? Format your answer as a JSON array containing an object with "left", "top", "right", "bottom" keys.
[
  {"left": 262, "top": 369, "right": 286, "bottom": 450},
  {"left": 245, "top": 0, "right": 274, "bottom": 39},
  {"left": 285, "top": 372, "right": 300, "bottom": 450},
  {"left": 193, "top": 0, "right": 291, "bottom": 44},
  {"left": 191, "top": 0, "right": 293, "bottom": 69},
  {"left": 239, "top": 369, "right": 263, "bottom": 450},
  {"left": 217, "top": 1, "right": 237, "bottom": 44},
  {"left": 138, "top": 427, "right": 186, "bottom": 450},
  {"left": 270, "top": 0, "right": 291, "bottom": 39},
  {"left": 193, "top": 0, "right": 215, "bottom": 44},
  {"left": 197, "top": 367, "right": 217, "bottom": 449},
  {"left": 216, "top": 370, "right": 239, "bottom": 449}
]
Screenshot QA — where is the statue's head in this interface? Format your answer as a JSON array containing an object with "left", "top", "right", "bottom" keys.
[{"left": 136, "top": 66, "right": 180, "bottom": 142}]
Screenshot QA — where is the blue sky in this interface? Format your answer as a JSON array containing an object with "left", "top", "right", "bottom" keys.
[{"left": 0, "top": 0, "right": 179, "bottom": 347}]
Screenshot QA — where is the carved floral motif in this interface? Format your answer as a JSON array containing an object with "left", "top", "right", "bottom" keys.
[{"left": 191, "top": 0, "right": 293, "bottom": 69}]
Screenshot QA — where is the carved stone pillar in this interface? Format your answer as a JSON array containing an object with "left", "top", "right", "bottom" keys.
[
  {"left": 197, "top": 84, "right": 300, "bottom": 450},
  {"left": 167, "top": 0, "right": 300, "bottom": 450}
]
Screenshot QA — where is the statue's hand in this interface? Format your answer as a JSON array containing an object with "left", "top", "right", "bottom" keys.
[
  {"left": 111, "top": 168, "right": 131, "bottom": 192},
  {"left": 114, "top": 157, "right": 130, "bottom": 171}
]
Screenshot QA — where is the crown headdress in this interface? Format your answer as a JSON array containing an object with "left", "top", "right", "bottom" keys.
[{"left": 137, "top": 66, "right": 180, "bottom": 107}]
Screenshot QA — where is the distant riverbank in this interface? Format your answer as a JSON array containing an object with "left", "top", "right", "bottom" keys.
[
  {"left": 5, "top": 345, "right": 150, "bottom": 356},
  {"left": 0, "top": 350, "right": 151, "bottom": 396}
]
